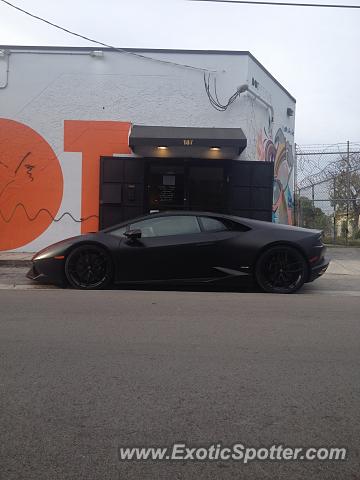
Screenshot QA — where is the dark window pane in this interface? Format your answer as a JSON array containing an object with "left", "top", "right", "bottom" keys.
[
  {"left": 130, "top": 215, "right": 201, "bottom": 238},
  {"left": 200, "top": 217, "right": 228, "bottom": 232}
]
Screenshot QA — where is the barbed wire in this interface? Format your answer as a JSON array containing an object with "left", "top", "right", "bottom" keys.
[
  {"left": 296, "top": 142, "right": 360, "bottom": 189},
  {"left": 295, "top": 142, "right": 360, "bottom": 244}
]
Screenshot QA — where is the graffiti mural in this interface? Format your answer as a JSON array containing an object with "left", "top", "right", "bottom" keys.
[
  {"left": 0, "top": 119, "right": 64, "bottom": 250},
  {"left": 64, "top": 120, "right": 131, "bottom": 233},
  {"left": 0, "top": 119, "right": 132, "bottom": 251},
  {"left": 1, "top": 116, "right": 294, "bottom": 251},
  {"left": 256, "top": 128, "right": 294, "bottom": 225}
]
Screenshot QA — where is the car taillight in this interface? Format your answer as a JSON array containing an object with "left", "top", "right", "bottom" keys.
[
  {"left": 316, "top": 233, "right": 324, "bottom": 246},
  {"left": 309, "top": 256, "right": 320, "bottom": 264}
]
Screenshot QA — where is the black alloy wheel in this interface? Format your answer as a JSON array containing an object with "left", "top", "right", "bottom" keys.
[
  {"left": 65, "top": 245, "right": 113, "bottom": 289},
  {"left": 255, "top": 245, "right": 308, "bottom": 294}
]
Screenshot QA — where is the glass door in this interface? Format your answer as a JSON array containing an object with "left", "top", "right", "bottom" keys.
[
  {"left": 147, "top": 163, "right": 185, "bottom": 211},
  {"left": 146, "top": 159, "right": 228, "bottom": 214}
]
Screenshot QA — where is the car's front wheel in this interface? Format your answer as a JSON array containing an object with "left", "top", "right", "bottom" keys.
[
  {"left": 255, "top": 245, "right": 308, "bottom": 294},
  {"left": 65, "top": 245, "right": 113, "bottom": 289}
]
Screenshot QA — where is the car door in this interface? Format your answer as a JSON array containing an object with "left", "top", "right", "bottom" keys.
[
  {"left": 197, "top": 215, "right": 252, "bottom": 276},
  {"left": 110, "top": 215, "right": 217, "bottom": 282}
]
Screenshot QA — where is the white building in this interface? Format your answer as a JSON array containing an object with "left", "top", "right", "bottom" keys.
[{"left": 0, "top": 46, "right": 296, "bottom": 252}]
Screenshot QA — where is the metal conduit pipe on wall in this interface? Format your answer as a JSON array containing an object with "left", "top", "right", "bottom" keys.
[
  {"left": 243, "top": 84, "right": 275, "bottom": 123},
  {"left": 0, "top": 49, "right": 105, "bottom": 89},
  {"left": 0, "top": 50, "right": 10, "bottom": 89}
]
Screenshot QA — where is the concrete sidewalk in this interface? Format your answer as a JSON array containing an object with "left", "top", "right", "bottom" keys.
[
  {"left": 0, "top": 252, "right": 33, "bottom": 267},
  {"left": 326, "top": 246, "right": 360, "bottom": 275}
]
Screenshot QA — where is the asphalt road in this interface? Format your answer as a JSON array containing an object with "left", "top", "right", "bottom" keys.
[{"left": 1, "top": 287, "right": 360, "bottom": 480}]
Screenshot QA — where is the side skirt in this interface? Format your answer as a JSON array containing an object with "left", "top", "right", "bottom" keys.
[{"left": 114, "top": 267, "right": 251, "bottom": 286}]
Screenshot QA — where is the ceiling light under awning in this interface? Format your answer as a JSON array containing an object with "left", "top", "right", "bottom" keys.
[{"left": 129, "top": 125, "right": 247, "bottom": 159}]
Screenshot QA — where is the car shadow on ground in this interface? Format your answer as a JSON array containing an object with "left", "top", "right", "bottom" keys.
[
  {"left": 110, "top": 278, "right": 264, "bottom": 294},
  {"left": 109, "top": 276, "right": 321, "bottom": 295},
  {"left": 32, "top": 273, "right": 316, "bottom": 294}
]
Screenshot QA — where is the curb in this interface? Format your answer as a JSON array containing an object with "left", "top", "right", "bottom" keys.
[
  {"left": 0, "top": 283, "right": 56, "bottom": 290},
  {"left": 0, "top": 260, "right": 32, "bottom": 268}
]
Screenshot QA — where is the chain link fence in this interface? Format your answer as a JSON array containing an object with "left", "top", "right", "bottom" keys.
[{"left": 295, "top": 142, "right": 360, "bottom": 245}]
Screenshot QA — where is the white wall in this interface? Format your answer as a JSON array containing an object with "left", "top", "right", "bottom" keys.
[{"left": 0, "top": 47, "right": 296, "bottom": 251}]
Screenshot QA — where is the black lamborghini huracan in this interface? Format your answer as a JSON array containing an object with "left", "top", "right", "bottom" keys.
[{"left": 27, "top": 211, "right": 329, "bottom": 293}]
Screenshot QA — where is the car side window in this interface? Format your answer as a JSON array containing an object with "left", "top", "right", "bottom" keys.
[
  {"left": 130, "top": 215, "right": 201, "bottom": 238},
  {"left": 200, "top": 216, "right": 229, "bottom": 232}
]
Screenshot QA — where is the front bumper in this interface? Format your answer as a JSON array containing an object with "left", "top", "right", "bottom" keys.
[
  {"left": 26, "top": 258, "right": 66, "bottom": 286},
  {"left": 308, "top": 257, "right": 330, "bottom": 282},
  {"left": 26, "top": 264, "right": 43, "bottom": 281}
]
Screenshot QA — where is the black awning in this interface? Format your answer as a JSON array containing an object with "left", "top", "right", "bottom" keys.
[{"left": 129, "top": 125, "right": 247, "bottom": 154}]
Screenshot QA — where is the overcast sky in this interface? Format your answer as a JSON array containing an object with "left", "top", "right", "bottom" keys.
[{"left": 0, "top": 0, "right": 359, "bottom": 145}]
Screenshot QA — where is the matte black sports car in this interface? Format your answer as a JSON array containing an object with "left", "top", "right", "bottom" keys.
[{"left": 27, "top": 211, "right": 329, "bottom": 293}]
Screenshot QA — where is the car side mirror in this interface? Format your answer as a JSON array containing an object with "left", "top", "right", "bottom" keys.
[{"left": 124, "top": 229, "right": 142, "bottom": 240}]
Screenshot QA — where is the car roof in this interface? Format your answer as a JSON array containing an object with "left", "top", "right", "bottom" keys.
[
  {"left": 101, "top": 211, "right": 321, "bottom": 235},
  {"left": 102, "top": 211, "right": 251, "bottom": 232}
]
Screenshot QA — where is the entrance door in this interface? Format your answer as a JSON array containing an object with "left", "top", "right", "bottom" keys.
[
  {"left": 147, "top": 163, "right": 185, "bottom": 211},
  {"left": 146, "top": 160, "right": 227, "bottom": 214},
  {"left": 188, "top": 165, "right": 226, "bottom": 212}
]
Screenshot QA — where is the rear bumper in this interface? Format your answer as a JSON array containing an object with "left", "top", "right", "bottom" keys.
[{"left": 308, "top": 257, "right": 330, "bottom": 282}]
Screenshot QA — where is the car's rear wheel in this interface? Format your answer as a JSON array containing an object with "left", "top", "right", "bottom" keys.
[
  {"left": 65, "top": 245, "right": 113, "bottom": 289},
  {"left": 255, "top": 245, "right": 308, "bottom": 294}
]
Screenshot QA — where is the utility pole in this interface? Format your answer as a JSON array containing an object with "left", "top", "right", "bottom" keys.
[
  {"left": 346, "top": 140, "right": 350, "bottom": 245},
  {"left": 294, "top": 143, "right": 297, "bottom": 225},
  {"left": 333, "top": 177, "right": 336, "bottom": 245}
]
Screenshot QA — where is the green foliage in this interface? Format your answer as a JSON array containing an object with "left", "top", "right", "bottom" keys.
[
  {"left": 329, "top": 155, "right": 360, "bottom": 238},
  {"left": 298, "top": 196, "right": 332, "bottom": 233}
]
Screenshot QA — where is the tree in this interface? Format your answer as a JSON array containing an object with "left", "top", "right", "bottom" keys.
[
  {"left": 298, "top": 196, "right": 332, "bottom": 233},
  {"left": 329, "top": 153, "right": 360, "bottom": 238}
]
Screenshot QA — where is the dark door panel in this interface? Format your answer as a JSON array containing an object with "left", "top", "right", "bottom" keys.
[
  {"left": 114, "top": 215, "right": 220, "bottom": 281},
  {"left": 99, "top": 157, "right": 145, "bottom": 229},
  {"left": 229, "top": 160, "right": 273, "bottom": 221},
  {"left": 117, "top": 234, "right": 207, "bottom": 281},
  {"left": 188, "top": 165, "right": 226, "bottom": 212},
  {"left": 211, "top": 231, "right": 253, "bottom": 271}
]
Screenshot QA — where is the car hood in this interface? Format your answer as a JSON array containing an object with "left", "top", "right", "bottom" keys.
[{"left": 32, "top": 233, "right": 100, "bottom": 260}]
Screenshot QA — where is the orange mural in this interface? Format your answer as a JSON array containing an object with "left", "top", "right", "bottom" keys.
[
  {"left": 0, "top": 119, "right": 63, "bottom": 250},
  {"left": 64, "top": 120, "right": 131, "bottom": 233}
]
